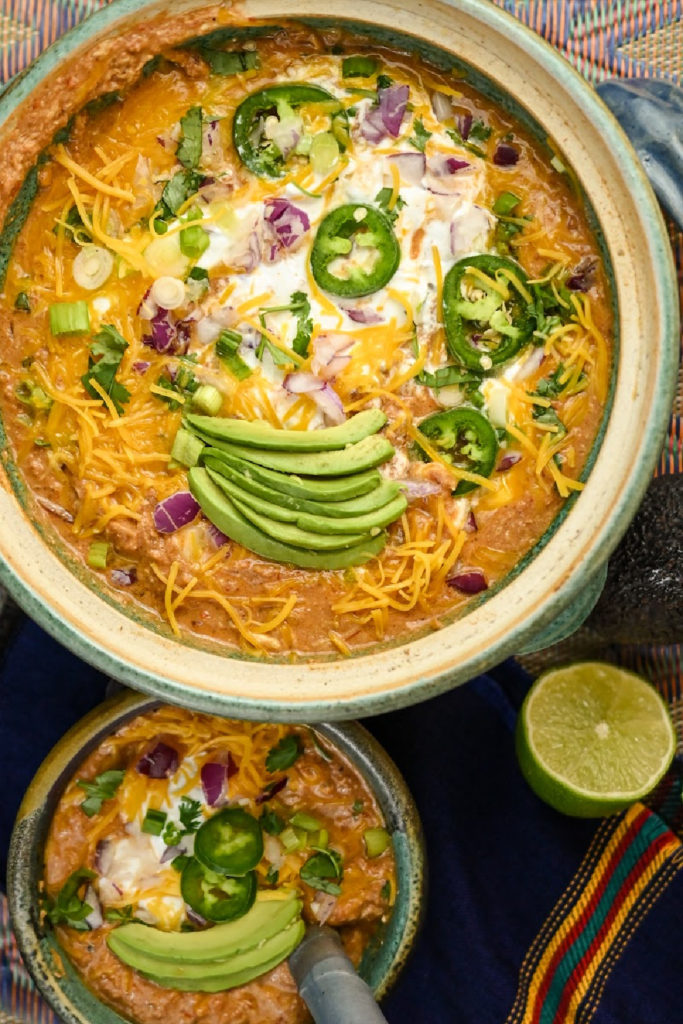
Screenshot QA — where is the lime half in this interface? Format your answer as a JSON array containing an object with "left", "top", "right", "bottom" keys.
[{"left": 515, "top": 662, "right": 676, "bottom": 817}]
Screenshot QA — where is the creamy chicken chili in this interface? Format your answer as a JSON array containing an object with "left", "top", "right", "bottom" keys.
[
  {"left": 43, "top": 707, "right": 395, "bottom": 1024},
  {"left": 0, "top": 22, "right": 612, "bottom": 656}
]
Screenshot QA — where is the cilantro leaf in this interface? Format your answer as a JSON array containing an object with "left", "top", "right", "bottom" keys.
[
  {"left": 374, "top": 187, "right": 406, "bottom": 226},
  {"left": 534, "top": 364, "right": 570, "bottom": 399},
  {"left": 258, "top": 292, "right": 313, "bottom": 359},
  {"left": 265, "top": 865, "right": 280, "bottom": 885},
  {"left": 176, "top": 106, "right": 203, "bottom": 170},
  {"left": 76, "top": 768, "right": 125, "bottom": 817},
  {"left": 104, "top": 905, "right": 135, "bottom": 924},
  {"left": 446, "top": 127, "right": 487, "bottom": 159},
  {"left": 417, "top": 365, "right": 480, "bottom": 390},
  {"left": 300, "top": 848, "right": 343, "bottom": 896},
  {"left": 179, "top": 796, "right": 202, "bottom": 833},
  {"left": 468, "top": 119, "right": 492, "bottom": 143},
  {"left": 266, "top": 734, "right": 302, "bottom": 773},
  {"left": 532, "top": 403, "right": 566, "bottom": 436},
  {"left": 154, "top": 362, "right": 200, "bottom": 410},
  {"left": 81, "top": 326, "right": 130, "bottom": 413},
  {"left": 44, "top": 868, "right": 96, "bottom": 929},
  {"left": 409, "top": 117, "right": 431, "bottom": 153},
  {"left": 160, "top": 169, "right": 203, "bottom": 217},
  {"left": 198, "top": 48, "right": 260, "bottom": 75},
  {"left": 376, "top": 74, "right": 393, "bottom": 90},
  {"left": 260, "top": 809, "right": 286, "bottom": 835}
]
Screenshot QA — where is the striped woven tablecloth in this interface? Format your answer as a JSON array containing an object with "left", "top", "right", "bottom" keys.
[{"left": 0, "top": 3, "right": 681, "bottom": 1024}]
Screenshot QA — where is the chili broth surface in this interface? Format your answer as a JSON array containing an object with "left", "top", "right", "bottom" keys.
[
  {"left": 43, "top": 706, "right": 395, "bottom": 1024},
  {"left": 0, "top": 23, "right": 612, "bottom": 657}
]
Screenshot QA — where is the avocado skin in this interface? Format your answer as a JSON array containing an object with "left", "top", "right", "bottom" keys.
[
  {"left": 207, "top": 463, "right": 407, "bottom": 535},
  {"left": 203, "top": 451, "right": 400, "bottom": 516},
  {"left": 141, "top": 920, "right": 306, "bottom": 992},
  {"left": 586, "top": 475, "right": 683, "bottom": 643},
  {"left": 107, "top": 893, "right": 300, "bottom": 964},
  {"left": 189, "top": 468, "right": 387, "bottom": 569},
  {"left": 193, "top": 433, "right": 395, "bottom": 476},
  {"left": 185, "top": 408, "right": 386, "bottom": 451},
  {"left": 203, "top": 448, "right": 381, "bottom": 501}
]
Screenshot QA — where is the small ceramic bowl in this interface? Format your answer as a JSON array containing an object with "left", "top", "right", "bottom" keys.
[
  {"left": 0, "top": 0, "right": 678, "bottom": 720},
  {"left": 7, "top": 690, "right": 426, "bottom": 1023}
]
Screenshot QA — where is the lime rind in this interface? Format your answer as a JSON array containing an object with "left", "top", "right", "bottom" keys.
[{"left": 516, "top": 662, "right": 676, "bottom": 817}]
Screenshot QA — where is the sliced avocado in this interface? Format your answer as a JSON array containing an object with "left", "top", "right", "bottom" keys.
[
  {"left": 206, "top": 463, "right": 406, "bottom": 534},
  {"left": 189, "top": 468, "right": 387, "bottom": 569},
  {"left": 203, "top": 448, "right": 381, "bottom": 502},
  {"left": 226, "top": 487, "right": 374, "bottom": 551},
  {"left": 204, "top": 452, "right": 400, "bottom": 517},
  {"left": 195, "top": 434, "right": 394, "bottom": 476},
  {"left": 141, "top": 919, "right": 306, "bottom": 992},
  {"left": 295, "top": 492, "right": 407, "bottom": 535},
  {"left": 185, "top": 408, "right": 386, "bottom": 451},
  {"left": 107, "top": 892, "right": 300, "bottom": 965}
]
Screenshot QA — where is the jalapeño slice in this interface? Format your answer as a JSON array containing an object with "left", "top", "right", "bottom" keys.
[
  {"left": 194, "top": 807, "right": 263, "bottom": 876},
  {"left": 442, "top": 254, "right": 534, "bottom": 372},
  {"left": 233, "top": 83, "right": 349, "bottom": 178},
  {"left": 180, "top": 858, "right": 257, "bottom": 922},
  {"left": 310, "top": 203, "right": 400, "bottom": 298},
  {"left": 418, "top": 407, "right": 498, "bottom": 496}
]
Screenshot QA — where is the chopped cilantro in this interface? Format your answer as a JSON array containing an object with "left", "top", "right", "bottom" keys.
[
  {"left": 409, "top": 117, "right": 431, "bottom": 153},
  {"left": 53, "top": 205, "right": 91, "bottom": 245},
  {"left": 535, "top": 364, "right": 570, "bottom": 398},
  {"left": 532, "top": 404, "right": 566, "bottom": 436},
  {"left": 76, "top": 768, "right": 125, "bottom": 817},
  {"left": 179, "top": 796, "right": 203, "bottom": 833},
  {"left": 14, "top": 291, "right": 30, "bottom": 312},
  {"left": 300, "top": 848, "right": 343, "bottom": 896},
  {"left": 266, "top": 734, "right": 302, "bottom": 773},
  {"left": 199, "top": 48, "right": 260, "bottom": 75},
  {"left": 417, "top": 366, "right": 481, "bottom": 390},
  {"left": 468, "top": 119, "right": 492, "bottom": 143},
  {"left": 377, "top": 74, "right": 393, "bottom": 90},
  {"left": 159, "top": 169, "right": 203, "bottom": 218},
  {"left": 259, "top": 292, "right": 313, "bottom": 358},
  {"left": 446, "top": 127, "right": 487, "bottom": 160},
  {"left": 44, "top": 868, "right": 96, "bottom": 930},
  {"left": 352, "top": 799, "right": 364, "bottom": 816},
  {"left": 260, "top": 809, "right": 286, "bottom": 835},
  {"left": 81, "top": 325, "right": 130, "bottom": 414},
  {"left": 176, "top": 106, "right": 203, "bottom": 170},
  {"left": 265, "top": 865, "right": 280, "bottom": 885},
  {"left": 380, "top": 880, "right": 392, "bottom": 901},
  {"left": 104, "top": 905, "right": 135, "bottom": 924},
  {"left": 374, "top": 187, "right": 406, "bottom": 225}
]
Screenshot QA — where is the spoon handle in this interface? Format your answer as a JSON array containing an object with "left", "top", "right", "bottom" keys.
[{"left": 289, "top": 925, "right": 390, "bottom": 1024}]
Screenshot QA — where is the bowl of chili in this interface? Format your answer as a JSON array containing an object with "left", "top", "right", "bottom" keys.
[
  {"left": 8, "top": 690, "right": 426, "bottom": 1024},
  {"left": 0, "top": 0, "right": 677, "bottom": 719}
]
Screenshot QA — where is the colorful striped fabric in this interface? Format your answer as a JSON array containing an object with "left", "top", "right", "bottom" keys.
[
  {"left": 0, "top": 3, "right": 681, "bottom": 1024},
  {"left": 506, "top": 805, "right": 683, "bottom": 1024}
]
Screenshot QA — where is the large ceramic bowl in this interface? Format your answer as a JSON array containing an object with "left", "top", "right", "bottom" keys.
[
  {"left": 0, "top": 0, "right": 678, "bottom": 720},
  {"left": 7, "top": 690, "right": 425, "bottom": 1022}
]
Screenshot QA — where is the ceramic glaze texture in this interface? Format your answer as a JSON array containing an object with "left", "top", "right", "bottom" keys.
[
  {"left": 0, "top": 0, "right": 677, "bottom": 719},
  {"left": 7, "top": 691, "right": 425, "bottom": 1024}
]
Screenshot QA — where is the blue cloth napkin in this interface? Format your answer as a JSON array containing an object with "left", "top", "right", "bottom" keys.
[{"left": 2, "top": 615, "right": 682, "bottom": 1023}]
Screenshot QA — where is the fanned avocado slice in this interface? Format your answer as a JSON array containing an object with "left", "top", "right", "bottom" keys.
[
  {"left": 227, "top": 490, "right": 374, "bottom": 550},
  {"left": 185, "top": 408, "right": 386, "bottom": 451},
  {"left": 189, "top": 468, "right": 387, "bottom": 569},
  {"left": 203, "top": 448, "right": 381, "bottom": 501},
  {"left": 193, "top": 433, "right": 394, "bottom": 476}
]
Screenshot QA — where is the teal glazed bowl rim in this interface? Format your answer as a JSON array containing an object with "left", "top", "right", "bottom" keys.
[
  {"left": 7, "top": 690, "right": 426, "bottom": 1021},
  {"left": 0, "top": 0, "right": 678, "bottom": 720}
]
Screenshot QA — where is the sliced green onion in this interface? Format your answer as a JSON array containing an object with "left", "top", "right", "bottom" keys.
[
  {"left": 170, "top": 427, "right": 204, "bottom": 468},
  {"left": 49, "top": 300, "right": 90, "bottom": 336},
  {"left": 216, "top": 330, "right": 251, "bottom": 381},
  {"left": 15, "top": 381, "right": 52, "bottom": 411},
  {"left": 192, "top": 384, "right": 222, "bottom": 416},
  {"left": 363, "top": 827, "right": 391, "bottom": 858},
  {"left": 342, "top": 56, "right": 379, "bottom": 78},
  {"left": 317, "top": 829, "right": 329, "bottom": 849},
  {"left": 188, "top": 266, "right": 209, "bottom": 281},
  {"left": 142, "top": 808, "right": 168, "bottom": 835},
  {"left": 150, "top": 276, "right": 186, "bottom": 310},
  {"left": 280, "top": 826, "right": 306, "bottom": 853},
  {"left": 309, "top": 132, "right": 340, "bottom": 175},
  {"left": 73, "top": 245, "right": 114, "bottom": 290},
  {"left": 14, "top": 292, "right": 30, "bottom": 312},
  {"left": 290, "top": 812, "right": 322, "bottom": 832},
  {"left": 179, "top": 224, "right": 210, "bottom": 259},
  {"left": 87, "top": 541, "right": 109, "bottom": 570},
  {"left": 492, "top": 191, "right": 522, "bottom": 216}
]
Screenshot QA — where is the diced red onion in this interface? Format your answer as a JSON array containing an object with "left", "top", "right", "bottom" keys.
[
  {"left": 498, "top": 451, "right": 522, "bottom": 472},
  {"left": 36, "top": 496, "right": 74, "bottom": 523},
  {"left": 431, "top": 91, "right": 453, "bottom": 122},
  {"left": 311, "top": 891, "right": 338, "bottom": 924},
  {"left": 264, "top": 834, "right": 284, "bottom": 870},
  {"left": 198, "top": 177, "right": 234, "bottom": 203},
  {"left": 160, "top": 836, "right": 192, "bottom": 864},
  {"left": 207, "top": 523, "right": 229, "bottom": 547},
  {"left": 428, "top": 153, "right": 470, "bottom": 176},
  {"left": 314, "top": 383, "right": 345, "bottom": 425},
  {"left": 447, "top": 569, "right": 488, "bottom": 594},
  {"left": 110, "top": 567, "right": 137, "bottom": 586},
  {"left": 311, "top": 333, "right": 355, "bottom": 379},
  {"left": 465, "top": 510, "right": 478, "bottom": 533},
  {"left": 201, "top": 761, "right": 229, "bottom": 806},
  {"left": 345, "top": 307, "right": 383, "bottom": 325},
  {"left": 379, "top": 84, "right": 409, "bottom": 137},
  {"left": 136, "top": 741, "right": 179, "bottom": 779},
  {"left": 132, "top": 361, "right": 151, "bottom": 374},
  {"left": 458, "top": 113, "right": 473, "bottom": 140},
  {"left": 153, "top": 491, "right": 200, "bottom": 534},
  {"left": 360, "top": 104, "right": 388, "bottom": 144},
  {"left": 256, "top": 775, "right": 288, "bottom": 805},
  {"left": 397, "top": 479, "right": 442, "bottom": 500},
  {"left": 512, "top": 346, "right": 545, "bottom": 381},
  {"left": 137, "top": 287, "right": 157, "bottom": 319},
  {"left": 83, "top": 885, "right": 103, "bottom": 930},
  {"left": 185, "top": 907, "right": 208, "bottom": 928},
  {"left": 493, "top": 143, "right": 520, "bottom": 166},
  {"left": 143, "top": 309, "right": 175, "bottom": 353},
  {"left": 284, "top": 371, "right": 325, "bottom": 394},
  {"left": 264, "top": 198, "right": 310, "bottom": 260},
  {"left": 567, "top": 259, "right": 597, "bottom": 292},
  {"left": 94, "top": 839, "right": 113, "bottom": 876},
  {"left": 387, "top": 152, "right": 425, "bottom": 185}
]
